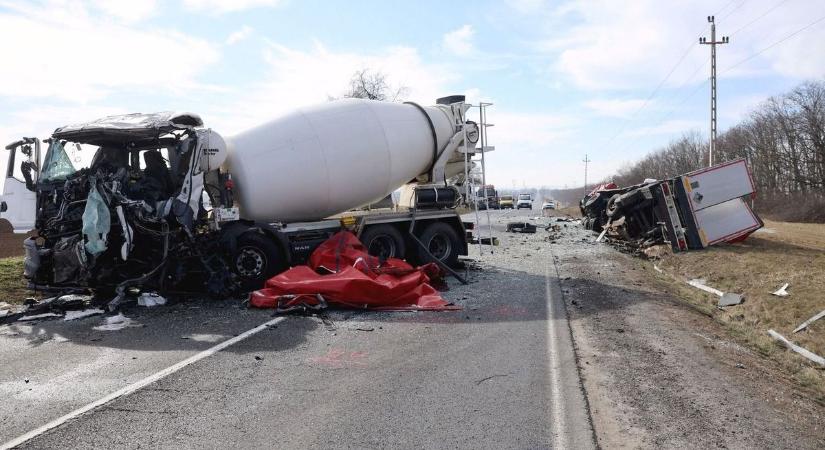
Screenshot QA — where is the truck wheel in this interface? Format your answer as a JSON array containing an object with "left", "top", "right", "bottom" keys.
[
  {"left": 360, "top": 224, "right": 406, "bottom": 260},
  {"left": 417, "top": 222, "right": 461, "bottom": 267},
  {"left": 232, "top": 232, "right": 285, "bottom": 290}
]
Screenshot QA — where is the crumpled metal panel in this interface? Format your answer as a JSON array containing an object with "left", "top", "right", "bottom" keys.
[{"left": 52, "top": 112, "right": 203, "bottom": 144}]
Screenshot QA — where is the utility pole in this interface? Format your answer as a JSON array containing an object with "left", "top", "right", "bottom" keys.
[
  {"left": 700, "top": 15, "right": 729, "bottom": 167},
  {"left": 582, "top": 154, "right": 591, "bottom": 196}
]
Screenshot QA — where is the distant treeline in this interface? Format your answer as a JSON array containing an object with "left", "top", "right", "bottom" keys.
[{"left": 555, "top": 80, "right": 825, "bottom": 223}]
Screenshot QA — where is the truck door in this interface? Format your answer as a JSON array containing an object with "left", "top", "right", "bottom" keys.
[{"left": 1, "top": 138, "right": 40, "bottom": 233}]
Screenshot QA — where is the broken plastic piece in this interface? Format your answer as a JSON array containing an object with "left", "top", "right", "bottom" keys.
[
  {"left": 687, "top": 279, "right": 724, "bottom": 297},
  {"left": 93, "top": 313, "right": 135, "bottom": 331},
  {"left": 18, "top": 313, "right": 62, "bottom": 321},
  {"left": 767, "top": 329, "right": 825, "bottom": 366},
  {"left": 771, "top": 283, "right": 790, "bottom": 297},
  {"left": 793, "top": 309, "right": 825, "bottom": 333},
  {"left": 64, "top": 308, "right": 105, "bottom": 321},
  {"left": 137, "top": 293, "right": 167, "bottom": 307}
]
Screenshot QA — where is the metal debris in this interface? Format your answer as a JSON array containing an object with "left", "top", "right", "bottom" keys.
[
  {"left": 767, "top": 329, "right": 825, "bottom": 366},
  {"left": 64, "top": 308, "right": 105, "bottom": 321},
  {"left": 793, "top": 309, "right": 825, "bottom": 333},
  {"left": 686, "top": 279, "right": 743, "bottom": 306},
  {"left": 506, "top": 222, "right": 536, "bottom": 233}
]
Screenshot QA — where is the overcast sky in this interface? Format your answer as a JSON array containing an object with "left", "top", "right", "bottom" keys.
[{"left": 1, "top": 0, "right": 823, "bottom": 189}]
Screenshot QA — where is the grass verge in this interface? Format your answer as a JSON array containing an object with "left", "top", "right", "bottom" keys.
[
  {"left": 0, "top": 256, "right": 39, "bottom": 305},
  {"left": 649, "top": 223, "right": 825, "bottom": 401}
]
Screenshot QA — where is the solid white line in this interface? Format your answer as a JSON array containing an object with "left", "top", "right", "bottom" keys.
[
  {"left": 545, "top": 260, "right": 567, "bottom": 450},
  {"left": 1, "top": 316, "right": 286, "bottom": 450}
]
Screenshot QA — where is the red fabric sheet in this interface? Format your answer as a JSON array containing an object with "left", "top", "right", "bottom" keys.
[{"left": 249, "top": 231, "right": 459, "bottom": 312}]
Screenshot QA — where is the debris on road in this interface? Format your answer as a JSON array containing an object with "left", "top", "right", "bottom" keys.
[
  {"left": 250, "top": 231, "right": 460, "bottom": 313},
  {"left": 92, "top": 313, "right": 136, "bottom": 331},
  {"left": 18, "top": 313, "right": 62, "bottom": 321},
  {"left": 771, "top": 283, "right": 790, "bottom": 297},
  {"left": 137, "top": 292, "right": 167, "bottom": 307},
  {"left": 64, "top": 308, "right": 105, "bottom": 321},
  {"left": 767, "top": 329, "right": 825, "bottom": 366},
  {"left": 793, "top": 309, "right": 825, "bottom": 333},
  {"left": 581, "top": 159, "right": 762, "bottom": 253},
  {"left": 506, "top": 222, "right": 537, "bottom": 233}
]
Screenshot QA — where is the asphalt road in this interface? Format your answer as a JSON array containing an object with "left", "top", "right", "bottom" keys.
[
  {"left": 0, "top": 209, "right": 595, "bottom": 449},
  {"left": 2, "top": 208, "right": 823, "bottom": 449}
]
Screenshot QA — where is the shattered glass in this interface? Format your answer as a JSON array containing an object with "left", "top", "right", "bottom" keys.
[{"left": 39, "top": 140, "right": 76, "bottom": 182}]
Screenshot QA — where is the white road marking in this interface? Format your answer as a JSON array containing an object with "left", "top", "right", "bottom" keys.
[
  {"left": 1, "top": 316, "right": 286, "bottom": 450},
  {"left": 546, "top": 260, "right": 568, "bottom": 450}
]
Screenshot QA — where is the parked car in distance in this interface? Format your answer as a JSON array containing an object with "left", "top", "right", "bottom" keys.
[
  {"left": 542, "top": 200, "right": 556, "bottom": 210},
  {"left": 499, "top": 194, "right": 514, "bottom": 209},
  {"left": 516, "top": 193, "right": 533, "bottom": 209}
]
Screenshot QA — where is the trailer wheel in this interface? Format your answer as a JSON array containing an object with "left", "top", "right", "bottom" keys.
[
  {"left": 417, "top": 222, "right": 461, "bottom": 266},
  {"left": 232, "top": 232, "right": 285, "bottom": 290},
  {"left": 360, "top": 224, "right": 406, "bottom": 260}
]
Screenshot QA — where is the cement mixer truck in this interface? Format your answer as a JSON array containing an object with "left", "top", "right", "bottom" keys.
[{"left": 0, "top": 96, "right": 485, "bottom": 301}]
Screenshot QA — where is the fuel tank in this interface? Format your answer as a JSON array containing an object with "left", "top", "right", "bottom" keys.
[{"left": 226, "top": 98, "right": 460, "bottom": 222}]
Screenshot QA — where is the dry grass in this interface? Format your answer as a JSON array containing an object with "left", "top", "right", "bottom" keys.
[
  {"left": 556, "top": 206, "right": 582, "bottom": 218},
  {"left": 653, "top": 222, "right": 825, "bottom": 398},
  {"left": 0, "top": 256, "right": 39, "bottom": 305}
]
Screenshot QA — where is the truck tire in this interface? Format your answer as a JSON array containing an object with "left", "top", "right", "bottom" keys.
[
  {"left": 232, "top": 232, "right": 285, "bottom": 291},
  {"left": 416, "top": 222, "right": 461, "bottom": 267},
  {"left": 360, "top": 224, "right": 406, "bottom": 260}
]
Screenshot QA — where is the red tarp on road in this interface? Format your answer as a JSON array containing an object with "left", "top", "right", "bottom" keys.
[{"left": 249, "top": 231, "right": 460, "bottom": 312}]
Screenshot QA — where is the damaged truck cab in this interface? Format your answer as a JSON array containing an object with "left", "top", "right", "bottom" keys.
[{"left": 18, "top": 112, "right": 239, "bottom": 300}]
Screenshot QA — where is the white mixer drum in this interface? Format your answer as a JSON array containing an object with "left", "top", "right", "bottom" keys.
[{"left": 226, "top": 98, "right": 457, "bottom": 222}]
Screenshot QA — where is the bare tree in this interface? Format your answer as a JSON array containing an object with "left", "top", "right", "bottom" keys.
[{"left": 339, "top": 69, "right": 409, "bottom": 102}]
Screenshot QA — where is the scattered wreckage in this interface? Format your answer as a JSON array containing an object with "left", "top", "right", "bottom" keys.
[
  {"left": 0, "top": 97, "right": 489, "bottom": 311},
  {"left": 581, "top": 159, "right": 763, "bottom": 252}
]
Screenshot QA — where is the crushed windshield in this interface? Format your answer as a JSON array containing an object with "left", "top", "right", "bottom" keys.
[{"left": 39, "top": 140, "right": 98, "bottom": 182}]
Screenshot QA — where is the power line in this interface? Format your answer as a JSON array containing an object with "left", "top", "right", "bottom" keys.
[
  {"left": 714, "top": 0, "right": 738, "bottom": 17},
  {"left": 719, "top": 0, "right": 747, "bottom": 22},
  {"left": 599, "top": 3, "right": 741, "bottom": 147},
  {"left": 722, "top": 13, "right": 825, "bottom": 74},
  {"left": 729, "top": 0, "right": 790, "bottom": 37}
]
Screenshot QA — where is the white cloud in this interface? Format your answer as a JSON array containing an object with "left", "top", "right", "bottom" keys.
[
  {"left": 623, "top": 119, "right": 704, "bottom": 138},
  {"left": 182, "top": 0, "right": 283, "bottom": 14},
  {"left": 584, "top": 98, "right": 649, "bottom": 118},
  {"left": 226, "top": 25, "right": 254, "bottom": 45},
  {"left": 91, "top": 0, "right": 157, "bottom": 22},
  {"left": 209, "top": 41, "right": 460, "bottom": 133},
  {"left": 0, "top": 1, "right": 221, "bottom": 102},
  {"left": 443, "top": 25, "right": 475, "bottom": 57},
  {"left": 507, "top": 0, "right": 549, "bottom": 14}
]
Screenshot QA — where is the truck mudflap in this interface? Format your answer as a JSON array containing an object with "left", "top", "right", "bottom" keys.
[{"left": 249, "top": 231, "right": 461, "bottom": 312}]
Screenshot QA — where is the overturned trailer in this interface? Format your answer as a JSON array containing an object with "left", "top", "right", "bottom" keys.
[{"left": 581, "top": 159, "right": 763, "bottom": 251}]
